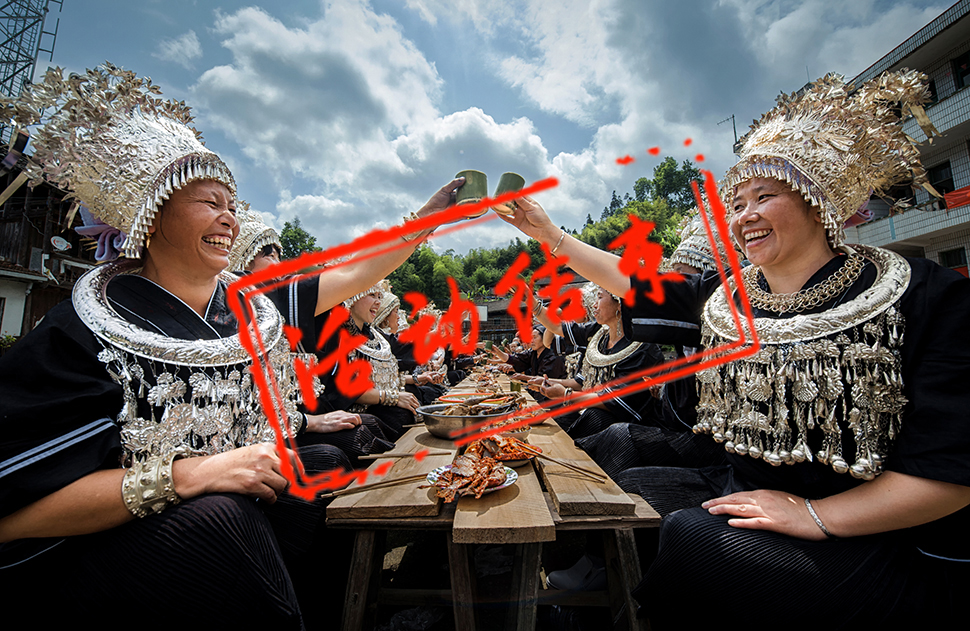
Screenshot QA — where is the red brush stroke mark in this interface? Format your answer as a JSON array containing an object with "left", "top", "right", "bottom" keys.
[
  {"left": 495, "top": 245, "right": 585, "bottom": 341},
  {"left": 494, "top": 251, "right": 534, "bottom": 341},
  {"left": 398, "top": 277, "right": 478, "bottom": 364},
  {"left": 373, "top": 461, "right": 393, "bottom": 476},
  {"left": 616, "top": 155, "right": 635, "bottom": 165},
  {"left": 414, "top": 449, "right": 429, "bottom": 462},
  {"left": 647, "top": 146, "right": 661, "bottom": 155},
  {"left": 229, "top": 172, "right": 758, "bottom": 499},
  {"left": 684, "top": 138, "right": 693, "bottom": 146},
  {"left": 695, "top": 153, "right": 705, "bottom": 162},
  {"left": 282, "top": 325, "right": 303, "bottom": 350},
  {"left": 293, "top": 306, "right": 372, "bottom": 412},
  {"left": 609, "top": 215, "right": 685, "bottom": 306},
  {"left": 533, "top": 244, "right": 586, "bottom": 324}
]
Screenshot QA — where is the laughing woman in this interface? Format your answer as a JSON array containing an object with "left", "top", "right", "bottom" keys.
[
  {"left": 497, "top": 71, "right": 970, "bottom": 627},
  {"left": 0, "top": 65, "right": 462, "bottom": 628}
]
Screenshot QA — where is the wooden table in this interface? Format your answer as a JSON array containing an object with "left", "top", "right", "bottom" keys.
[{"left": 327, "top": 374, "right": 660, "bottom": 630}]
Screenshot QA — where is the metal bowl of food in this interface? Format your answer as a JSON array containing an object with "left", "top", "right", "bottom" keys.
[{"left": 417, "top": 403, "right": 514, "bottom": 440}]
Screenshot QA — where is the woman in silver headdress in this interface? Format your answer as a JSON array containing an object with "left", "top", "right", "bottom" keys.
[
  {"left": 532, "top": 285, "right": 665, "bottom": 438},
  {"left": 497, "top": 71, "right": 970, "bottom": 626},
  {"left": 314, "top": 283, "right": 421, "bottom": 440},
  {"left": 0, "top": 65, "right": 463, "bottom": 627},
  {"left": 371, "top": 281, "right": 448, "bottom": 405},
  {"left": 229, "top": 209, "right": 397, "bottom": 466},
  {"left": 574, "top": 212, "right": 727, "bottom": 479}
]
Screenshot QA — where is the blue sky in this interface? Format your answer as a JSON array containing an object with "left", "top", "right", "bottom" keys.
[{"left": 43, "top": 0, "right": 949, "bottom": 253}]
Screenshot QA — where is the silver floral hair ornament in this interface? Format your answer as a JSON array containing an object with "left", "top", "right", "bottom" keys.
[
  {"left": 725, "top": 70, "right": 940, "bottom": 248},
  {"left": 0, "top": 63, "right": 236, "bottom": 260},
  {"left": 670, "top": 211, "right": 717, "bottom": 272}
]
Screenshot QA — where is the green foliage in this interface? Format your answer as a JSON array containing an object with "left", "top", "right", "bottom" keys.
[
  {"left": 279, "top": 218, "right": 321, "bottom": 259},
  {"left": 384, "top": 159, "right": 699, "bottom": 308},
  {"left": 600, "top": 190, "right": 625, "bottom": 220},
  {"left": 577, "top": 198, "right": 683, "bottom": 257},
  {"left": 643, "top": 157, "right": 702, "bottom": 212}
]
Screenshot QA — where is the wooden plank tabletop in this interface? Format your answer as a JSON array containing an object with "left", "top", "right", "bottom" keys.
[
  {"left": 327, "top": 428, "right": 457, "bottom": 519},
  {"left": 329, "top": 372, "right": 645, "bottom": 523},
  {"left": 452, "top": 463, "right": 556, "bottom": 544},
  {"left": 528, "top": 420, "right": 637, "bottom": 516}
]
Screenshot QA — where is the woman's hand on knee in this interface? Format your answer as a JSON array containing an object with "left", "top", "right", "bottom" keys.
[
  {"left": 306, "top": 410, "right": 360, "bottom": 433},
  {"left": 174, "top": 444, "right": 292, "bottom": 504},
  {"left": 702, "top": 490, "right": 827, "bottom": 541}
]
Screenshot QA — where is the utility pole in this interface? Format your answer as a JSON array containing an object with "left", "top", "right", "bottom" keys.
[
  {"left": 718, "top": 114, "right": 740, "bottom": 154},
  {"left": 0, "top": 0, "right": 63, "bottom": 143}
]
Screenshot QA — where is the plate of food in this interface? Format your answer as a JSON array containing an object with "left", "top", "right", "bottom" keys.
[
  {"left": 424, "top": 453, "right": 517, "bottom": 502},
  {"left": 465, "top": 434, "right": 541, "bottom": 468}
]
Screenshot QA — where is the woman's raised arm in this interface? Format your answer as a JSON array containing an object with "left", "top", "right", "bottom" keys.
[
  {"left": 314, "top": 179, "right": 465, "bottom": 315},
  {"left": 497, "top": 196, "right": 631, "bottom": 299}
]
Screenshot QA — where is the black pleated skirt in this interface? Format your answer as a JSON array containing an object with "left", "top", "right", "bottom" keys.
[{"left": 3, "top": 444, "right": 353, "bottom": 630}]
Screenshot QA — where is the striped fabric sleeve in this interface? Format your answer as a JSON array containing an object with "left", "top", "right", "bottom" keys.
[
  {"left": 622, "top": 270, "right": 723, "bottom": 346},
  {"left": 0, "top": 301, "right": 124, "bottom": 520}
]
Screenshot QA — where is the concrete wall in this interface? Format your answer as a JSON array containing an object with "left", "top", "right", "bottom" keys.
[{"left": 0, "top": 279, "right": 27, "bottom": 337}]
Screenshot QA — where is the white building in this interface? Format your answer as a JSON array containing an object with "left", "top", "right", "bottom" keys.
[{"left": 845, "top": 0, "right": 970, "bottom": 277}]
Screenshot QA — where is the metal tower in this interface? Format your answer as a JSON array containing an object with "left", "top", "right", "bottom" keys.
[{"left": 0, "top": 0, "right": 61, "bottom": 142}]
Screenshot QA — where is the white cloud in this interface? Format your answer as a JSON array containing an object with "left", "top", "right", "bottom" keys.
[
  {"left": 190, "top": 0, "right": 952, "bottom": 254},
  {"left": 192, "top": 3, "right": 561, "bottom": 249},
  {"left": 153, "top": 30, "right": 202, "bottom": 69},
  {"left": 405, "top": 0, "right": 439, "bottom": 25}
]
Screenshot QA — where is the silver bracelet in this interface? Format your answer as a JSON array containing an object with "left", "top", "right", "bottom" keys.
[
  {"left": 804, "top": 498, "right": 836, "bottom": 539},
  {"left": 550, "top": 230, "right": 567, "bottom": 257},
  {"left": 122, "top": 448, "right": 187, "bottom": 518}
]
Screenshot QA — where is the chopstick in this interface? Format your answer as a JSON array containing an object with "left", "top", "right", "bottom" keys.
[
  {"left": 401, "top": 423, "right": 425, "bottom": 428},
  {"left": 358, "top": 451, "right": 450, "bottom": 460},
  {"left": 518, "top": 443, "right": 608, "bottom": 483},
  {"left": 318, "top": 472, "right": 430, "bottom": 499}
]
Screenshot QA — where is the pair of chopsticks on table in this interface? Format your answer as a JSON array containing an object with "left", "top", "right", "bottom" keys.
[
  {"left": 358, "top": 450, "right": 450, "bottom": 460},
  {"left": 321, "top": 442, "right": 607, "bottom": 500},
  {"left": 515, "top": 442, "right": 607, "bottom": 483},
  {"left": 318, "top": 472, "right": 431, "bottom": 499}
]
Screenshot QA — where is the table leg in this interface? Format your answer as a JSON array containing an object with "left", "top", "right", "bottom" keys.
[
  {"left": 446, "top": 533, "right": 477, "bottom": 631},
  {"left": 603, "top": 528, "right": 650, "bottom": 631},
  {"left": 342, "top": 529, "right": 381, "bottom": 631},
  {"left": 506, "top": 542, "right": 543, "bottom": 631}
]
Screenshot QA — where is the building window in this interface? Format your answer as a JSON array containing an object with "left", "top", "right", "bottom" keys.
[
  {"left": 928, "top": 161, "right": 955, "bottom": 208},
  {"left": 954, "top": 51, "right": 970, "bottom": 90},
  {"left": 940, "top": 247, "right": 968, "bottom": 277}
]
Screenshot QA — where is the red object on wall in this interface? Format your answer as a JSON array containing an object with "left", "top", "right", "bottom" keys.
[{"left": 944, "top": 185, "right": 970, "bottom": 209}]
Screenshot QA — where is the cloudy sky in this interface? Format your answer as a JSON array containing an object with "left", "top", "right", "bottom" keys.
[{"left": 45, "top": 0, "right": 948, "bottom": 254}]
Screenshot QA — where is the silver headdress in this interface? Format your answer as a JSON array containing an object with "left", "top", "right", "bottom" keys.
[
  {"left": 0, "top": 63, "right": 236, "bottom": 259},
  {"left": 228, "top": 202, "right": 282, "bottom": 272},
  {"left": 373, "top": 280, "right": 400, "bottom": 329},
  {"left": 343, "top": 279, "right": 388, "bottom": 310},
  {"left": 725, "top": 70, "right": 939, "bottom": 247},
  {"left": 581, "top": 282, "right": 598, "bottom": 321},
  {"left": 670, "top": 212, "right": 717, "bottom": 272}
]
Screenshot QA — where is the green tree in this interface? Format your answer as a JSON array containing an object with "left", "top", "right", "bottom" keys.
[
  {"left": 600, "top": 190, "right": 624, "bottom": 220},
  {"left": 279, "top": 218, "right": 321, "bottom": 259},
  {"left": 644, "top": 157, "right": 702, "bottom": 212}
]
